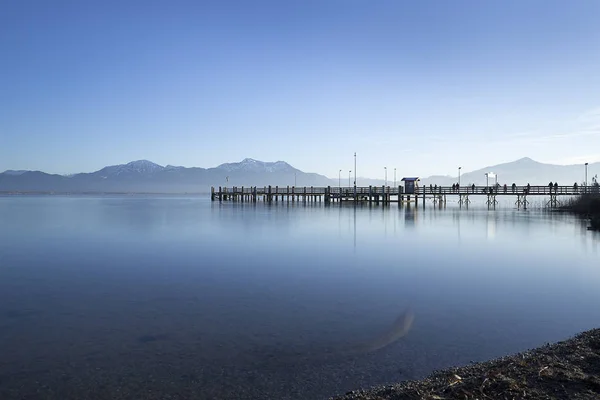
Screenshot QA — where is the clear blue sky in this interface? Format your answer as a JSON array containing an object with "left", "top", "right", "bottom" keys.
[{"left": 2, "top": 0, "right": 600, "bottom": 179}]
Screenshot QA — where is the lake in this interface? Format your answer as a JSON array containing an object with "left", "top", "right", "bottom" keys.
[{"left": 0, "top": 195, "right": 599, "bottom": 399}]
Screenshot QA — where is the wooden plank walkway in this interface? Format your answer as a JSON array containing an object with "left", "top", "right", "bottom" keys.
[{"left": 211, "top": 184, "right": 593, "bottom": 209}]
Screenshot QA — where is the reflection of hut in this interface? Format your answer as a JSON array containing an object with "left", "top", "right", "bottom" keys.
[
  {"left": 404, "top": 208, "right": 416, "bottom": 226},
  {"left": 401, "top": 177, "right": 420, "bottom": 194}
]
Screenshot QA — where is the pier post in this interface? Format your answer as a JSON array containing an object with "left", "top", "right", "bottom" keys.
[
  {"left": 211, "top": 186, "right": 215, "bottom": 201},
  {"left": 486, "top": 194, "right": 498, "bottom": 208},
  {"left": 516, "top": 194, "right": 529, "bottom": 209},
  {"left": 241, "top": 186, "right": 244, "bottom": 202},
  {"left": 218, "top": 186, "right": 222, "bottom": 202},
  {"left": 546, "top": 193, "right": 559, "bottom": 208}
]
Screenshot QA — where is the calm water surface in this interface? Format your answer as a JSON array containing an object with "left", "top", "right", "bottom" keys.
[{"left": 0, "top": 196, "right": 599, "bottom": 399}]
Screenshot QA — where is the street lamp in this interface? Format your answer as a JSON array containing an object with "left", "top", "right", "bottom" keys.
[
  {"left": 338, "top": 169, "right": 342, "bottom": 189},
  {"left": 485, "top": 173, "right": 489, "bottom": 191},
  {"left": 349, "top": 170, "right": 352, "bottom": 188},
  {"left": 294, "top": 173, "right": 296, "bottom": 187},
  {"left": 384, "top": 167, "right": 387, "bottom": 187},
  {"left": 585, "top": 162, "right": 589, "bottom": 193},
  {"left": 458, "top": 166, "right": 462, "bottom": 186},
  {"left": 354, "top": 152, "right": 357, "bottom": 187},
  {"left": 394, "top": 168, "right": 396, "bottom": 187}
]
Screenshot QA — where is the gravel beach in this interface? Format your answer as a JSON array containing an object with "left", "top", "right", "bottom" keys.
[{"left": 331, "top": 328, "right": 600, "bottom": 400}]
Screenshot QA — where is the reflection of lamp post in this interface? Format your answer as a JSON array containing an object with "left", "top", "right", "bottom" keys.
[
  {"left": 349, "top": 170, "right": 352, "bottom": 188},
  {"left": 585, "top": 162, "right": 589, "bottom": 193},
  {"left": 458, "top": 166, "right": 462, "bottom": 186},
  {"left": 394, "top": 168, "right": 397, "bottom": 187},
  {"left": 384, "top": 167, "right": 387, "bottom": 187}
]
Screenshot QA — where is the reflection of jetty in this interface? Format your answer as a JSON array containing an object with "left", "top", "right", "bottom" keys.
[{"left": 211, "top": 182, "right": 587, "bottom": 209}]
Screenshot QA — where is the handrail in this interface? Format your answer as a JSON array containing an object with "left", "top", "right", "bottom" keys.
[{"left": 217, "top": 185, "right": 593, "bottom": 195}]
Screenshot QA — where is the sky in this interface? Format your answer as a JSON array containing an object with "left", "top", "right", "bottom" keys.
[{"left": 2, "top": 0, "right": 600, "bottom": 179}]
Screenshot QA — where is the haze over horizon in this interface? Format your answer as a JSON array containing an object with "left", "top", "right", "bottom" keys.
[
  {"left": 2, "top": 1, "right": 600, "bottom": 179},
  {"left": 1, "top": 156, "right": 596, "bottom": 183}
]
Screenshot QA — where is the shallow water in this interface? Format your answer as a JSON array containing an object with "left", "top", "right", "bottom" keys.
[{"left": 0, "top": 196, "right": 599, "bottom": 399}]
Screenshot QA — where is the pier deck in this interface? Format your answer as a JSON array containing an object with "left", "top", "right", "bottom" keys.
[{"left": 211, "top": 185, "right": 591, "bottom": 209}]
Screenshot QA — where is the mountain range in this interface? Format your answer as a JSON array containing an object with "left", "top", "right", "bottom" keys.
[{"left": 0, "top": 157, "right": 598, "bottom": 193}]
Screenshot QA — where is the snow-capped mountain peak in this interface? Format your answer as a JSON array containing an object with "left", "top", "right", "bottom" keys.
[
  {"left": 217, "top": 158, "right": 295, "bottom": 173},
  {"left": 93, "top": 160, "right": 165, "bottom": 177},
  {"left": 125, "top": 160, "right": 164, "bottom": 172}
]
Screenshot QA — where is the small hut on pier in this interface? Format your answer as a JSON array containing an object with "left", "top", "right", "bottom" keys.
[{"left": 401, "top": 177, "right": 420, "bottom": 194}]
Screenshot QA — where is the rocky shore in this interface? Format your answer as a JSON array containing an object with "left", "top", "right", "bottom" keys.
[{"left": 331, "top": 328, "right": 600, "bottom": 400}]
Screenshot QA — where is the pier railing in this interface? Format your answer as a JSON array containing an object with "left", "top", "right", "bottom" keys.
[{"left": 215, "top": 185, "right": 590, "bottom": 196}]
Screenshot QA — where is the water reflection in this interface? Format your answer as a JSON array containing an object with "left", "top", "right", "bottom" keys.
[
  {"left": 404, "top": 205, "right": 416, "bottom": 227},
  {"left": 0, "top": 197, "right": 599, "bottom": 400},
  {"left": 486, "top": 213, "right": 497, "bottom": 240}
]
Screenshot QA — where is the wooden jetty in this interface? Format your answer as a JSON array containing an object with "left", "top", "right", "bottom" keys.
[{"left": 211, "top": 183, "right": 587, "bottom": 209}]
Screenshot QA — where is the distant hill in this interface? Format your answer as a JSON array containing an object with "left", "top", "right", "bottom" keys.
[
  {"left": 1, "top": 157, "right": 598, "bottom": 193},
  {"left": 419, "top": 157, "right": 599, "bottom": 187},
  {"left": 0, "top": 159, "right": 334, "bottom": 193}
]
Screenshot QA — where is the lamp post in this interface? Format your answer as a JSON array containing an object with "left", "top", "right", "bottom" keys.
[
  {"left": 458, "top": 166, "right": 462, "bottom": 186},
  {"left": 485, "top": 173, "right": 489, "bottom": 191},
  {"left": 384, "top": 167, "right": 387, "bottom": 187},
  {"left": 338, "top": 169, "right": 342, "bottom": 190},
  {"left": 354, "top": 152, "right": 357, "bottom": 187},
  {"left": 294, "top": 173, "right": 296, "bottom": 187},
  {"left": 349, "top": 170, "right": 352, "bottom": 188},
  {"left": 585, "top": 162, "right": 589, "bottom": 193},
  {"left": 394, "top": 168, "right": 396, "bottom": 187}
]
